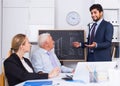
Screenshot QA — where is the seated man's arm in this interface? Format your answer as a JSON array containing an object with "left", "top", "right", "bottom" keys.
[{"left": 61, "top": 65, "right": 74, "bottom": 73}]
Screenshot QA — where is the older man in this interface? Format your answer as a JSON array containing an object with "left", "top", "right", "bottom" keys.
[{"left": 31, "top": 33, "right": 73, "bottom": 73}]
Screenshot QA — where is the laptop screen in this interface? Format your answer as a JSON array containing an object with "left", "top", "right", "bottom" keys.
[{"left": 73, "top": 61, "right": 116, "bottom": 83}]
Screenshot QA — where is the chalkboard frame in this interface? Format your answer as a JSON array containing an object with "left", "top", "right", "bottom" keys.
[{"left": 31, "top": 30, "right": 86, "bottom": 61}]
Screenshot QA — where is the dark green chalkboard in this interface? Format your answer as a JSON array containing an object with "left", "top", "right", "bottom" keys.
[{"left": 39, "top": 30, "right": 85, "bottom": 61}]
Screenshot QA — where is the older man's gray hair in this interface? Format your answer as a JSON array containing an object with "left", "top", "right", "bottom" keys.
[{"left": 38, "top": 33, "right": 51, "bottom": 47}]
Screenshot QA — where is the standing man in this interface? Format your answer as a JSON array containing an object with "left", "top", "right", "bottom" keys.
[{"left": 73, "top": 4, "right": 113, "bottom": 61}]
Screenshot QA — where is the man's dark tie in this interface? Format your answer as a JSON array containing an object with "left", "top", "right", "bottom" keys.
[{"left": 90, "top": 23, "right": 97, "bottom": 44}]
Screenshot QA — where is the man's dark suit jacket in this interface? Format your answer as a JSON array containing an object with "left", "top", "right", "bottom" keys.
[
  {"left": 81, "top": 19, "right": 113, "bottom": 61},
  {"left": 4, "top": 53, "right": 48, "bottom": 86}
]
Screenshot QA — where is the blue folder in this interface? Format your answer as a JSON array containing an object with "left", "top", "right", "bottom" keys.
[{"left": 23, "top": 80, "right": 52, "bottom": 86}]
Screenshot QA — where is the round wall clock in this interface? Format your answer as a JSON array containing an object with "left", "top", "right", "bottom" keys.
[{"left": 66, "top": 11, "right": 80, "bottom": 26}]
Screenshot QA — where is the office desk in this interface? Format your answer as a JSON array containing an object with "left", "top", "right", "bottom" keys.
[
  {"left": 16, "top": 61, "right": 120, "bottom": 86},
  {"left": 16, "top": 73, "right": 110, "bottom": 86}
]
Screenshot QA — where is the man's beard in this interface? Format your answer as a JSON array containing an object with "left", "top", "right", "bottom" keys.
[{"left": 93, "top": 17, "right": 101, "bottom": 22}]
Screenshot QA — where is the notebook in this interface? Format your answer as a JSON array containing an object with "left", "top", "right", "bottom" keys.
[{"left": 23, "top": 80, "right": 52, "bottom": 86}]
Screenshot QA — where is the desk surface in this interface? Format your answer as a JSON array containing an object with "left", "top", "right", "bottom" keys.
[
  {"left": 16, "top": 61, "right": 120, "bottom": 86},
  {"left": 16, "top": 73, "right": 110, "bottom": 86}
]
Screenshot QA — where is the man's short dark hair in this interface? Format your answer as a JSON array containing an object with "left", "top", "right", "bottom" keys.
[{"left": 89, "top": 4, "right": 103, "bottom": 12}]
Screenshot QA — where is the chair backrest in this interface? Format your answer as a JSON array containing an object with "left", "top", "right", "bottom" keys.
[
  {"left": 2, "top": 66, "right": 9, "bottom": 86},
  {"left": 0, "top": 72, "right": 5, "bottom": 86},
  {"left": 1, "top": 52, "right": 10, "bottom": 86},
  {"left": 0, "top": 58, "right": 5, "bottom": 86}
]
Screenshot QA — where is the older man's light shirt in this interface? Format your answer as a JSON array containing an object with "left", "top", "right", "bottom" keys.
[{"left": 31, "top": 48, "right": 73, "bottom": 73}]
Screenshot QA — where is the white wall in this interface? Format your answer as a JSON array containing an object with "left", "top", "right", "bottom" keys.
[
  {"left": 55, "top": 0, "right": 94, "bottom": 41},
  {"left": 0, "top": 0, "right": 2, "bottom": 74},
  {"left": 55, "top": 0, "right": 93, "bottom": 29},
  {"left": 2, "top": 0, "right": 55, "bottom": 58},
  {"left": 0, "top": 0, "right": 2, "bottom": 58}
]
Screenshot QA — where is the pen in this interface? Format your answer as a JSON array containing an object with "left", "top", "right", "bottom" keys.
[
  {"left": 93, "top": 68, "right": 97, "bottom": 82},
  {"left": 86, "top": 65, "right": 97, "bottom": 82},
  {"left": 86, "top": 65, "right": 92, "bottom": 72}
]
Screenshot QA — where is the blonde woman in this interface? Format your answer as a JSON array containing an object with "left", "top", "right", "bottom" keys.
[{"left": 4, "top": 34, "right": 60, "bottom": 86}]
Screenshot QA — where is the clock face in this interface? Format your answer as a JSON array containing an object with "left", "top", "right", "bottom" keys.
[{"left": 66, "top": 11, "right": 80, "bottom": 26}]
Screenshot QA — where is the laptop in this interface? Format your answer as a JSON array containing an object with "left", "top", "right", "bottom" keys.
[{"left": 62, "top": 61, "right": 116, "bottom": 83}]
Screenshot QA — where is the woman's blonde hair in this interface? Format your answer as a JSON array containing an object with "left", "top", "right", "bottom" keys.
[{"left": 9, "top": 34, "right": 26, "bottom": 55}]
